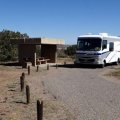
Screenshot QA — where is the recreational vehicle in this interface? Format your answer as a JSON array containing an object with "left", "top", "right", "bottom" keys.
[{"left": 74, "top": 33, "right": 120, "bottom": 67}]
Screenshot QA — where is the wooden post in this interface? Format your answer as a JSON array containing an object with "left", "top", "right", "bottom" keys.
[
  {"left": 37, "top": 65, "right": 39, "bottom": 72},
  {"left": 22, "top": 72, "right": 25, "bottom": 79},
  {"left": 26, "top": 85, "right": 30, "bottom": 104},
  {"left": 56, "top": 64, "right": 58, "bottom": 69},
  {"left": 28, "top": 66, "right": 30, "bottom": 75},
  {"left": 20, "top": 76, "right": 24, "bottom": 91},
  {"left": 64, "top": 61, "right": 66, "bottom": 65},
  {"left": 47, "top": 64, "right": 49, "bottom": 70},
  {"left": 37, "top": 100, "right": 43, "bottom": 120}
]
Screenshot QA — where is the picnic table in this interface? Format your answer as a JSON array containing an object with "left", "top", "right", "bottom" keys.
[{"left": 36, "top": 57, "right": 50, "bottom": 65}]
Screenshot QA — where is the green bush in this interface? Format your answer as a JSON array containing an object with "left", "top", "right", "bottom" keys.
[
  {"left": 0, "top": 30, "right": 29, "bottom": 61},
  {"left": 65, "top": 45, "right": 77, "bottom": 56}
]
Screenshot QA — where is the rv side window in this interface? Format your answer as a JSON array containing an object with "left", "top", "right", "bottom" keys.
[
  {"left": 109, "top": 42, "right": 114, "bottom": 51},
  {"left": 102, "top": 40, "right": 107, "bottom": 50}
]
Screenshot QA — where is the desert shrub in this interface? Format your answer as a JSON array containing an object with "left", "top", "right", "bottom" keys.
[
  {"left": 0, "top": 29, "right": 29, "bottom": 61},
  {"left": 65, "top": 45, "right": 77, "bottom": 56}
]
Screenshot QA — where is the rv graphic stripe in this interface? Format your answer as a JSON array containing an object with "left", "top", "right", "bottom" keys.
[{"left": 76, "top": 51, "right": 110, "bottom": 55}]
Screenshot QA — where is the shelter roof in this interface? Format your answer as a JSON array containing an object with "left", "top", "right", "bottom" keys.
[{"left": 17, "top": 38, "right": 65, "bottom": 45}]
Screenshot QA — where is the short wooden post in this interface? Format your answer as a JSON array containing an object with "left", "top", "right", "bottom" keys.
[
  {"left": 26, "top": 85, "right": 30, "bottom": 104},
  {"left": 56, "top": 64, "right": 58, "bottom": 69},
  {"left": 20, "top": 76, "right": 24, "bottom": 91},
  {"left": 37, "top": 65, "right": 39, "bottom": 72},
  {"left": 47, "top": 64, "right": 49, "bottom": 70},
  {"left": 64, "top": 61, "right": 66, "bottom": 65},
  {"left": 28, "top": 66, "right": 30, "bottom": 75},
  {"left": 37, "top": 100, "right": 43, "bottom": 120},
  {"left": 22, "top": 72, "right": 25, "bottom": 79}
]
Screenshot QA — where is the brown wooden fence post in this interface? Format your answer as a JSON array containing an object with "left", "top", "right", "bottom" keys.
[
  {"left": 22, "top": 72, "right": 25, "bottom": 79},
  {"left": 56, "top": 64, "right": 58, "bottom": 69},
  {"left": 37, "top": 65, "right": 39, "bottom": 72},
  {"left": 64, "top": 61, "right": 66, "bottom": 65},
  {"left": 37, "top": 100, "right": 43, "bottom": 120},
  {"left": 28, "top": 66, "right": 30, "bottom": 75},
  {"left": 26, "top": 85, "right": 30, "bottom": 104},
  {"left": 47, "top": 64, "right": 49, "bottom": 70},
  {"left": 20, "top": 76, "right": 24, "bottom": 91}
]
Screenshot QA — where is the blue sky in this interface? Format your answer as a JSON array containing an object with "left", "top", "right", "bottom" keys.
[{"left": 0, "top": 0, "right": 120, "bottom": 44}]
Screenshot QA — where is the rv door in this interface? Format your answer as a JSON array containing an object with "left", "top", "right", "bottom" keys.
[
  {"left": 109, "top": 42, "right": 114, "bottom": 51},
  {"left": 102, "top": 40, "right": 107, "bottom": 50}
]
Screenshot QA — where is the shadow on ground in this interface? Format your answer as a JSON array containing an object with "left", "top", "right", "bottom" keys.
[
  {"left": 13, "top": 100, "right": 27, "bottom": 104},
  {"left": 52, "top": 63, "right": 118, "bottom": 69},
  {"left": 0, "top": 62, "right": 21, "bottom": 66},
  {"left": 52, "top": 64, "right": 100, "bottom": 69}
]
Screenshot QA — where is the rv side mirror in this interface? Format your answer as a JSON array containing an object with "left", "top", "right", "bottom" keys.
[{"left": 102, "top": 44, "right": 107, "bottom": 50}]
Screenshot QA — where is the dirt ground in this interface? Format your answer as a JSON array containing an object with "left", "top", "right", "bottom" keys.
[{"left": 0, "top": 63, "right": 74, "bottom": 120}]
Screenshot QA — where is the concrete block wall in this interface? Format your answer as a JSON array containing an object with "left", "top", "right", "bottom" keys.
[{"left": 18, "top": 44, "right": 36, "bottom": 66}]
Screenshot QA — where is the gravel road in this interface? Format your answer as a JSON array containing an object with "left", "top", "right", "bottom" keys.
[{"left": 42, "top": 65, "right": 120, "bottom": 120}]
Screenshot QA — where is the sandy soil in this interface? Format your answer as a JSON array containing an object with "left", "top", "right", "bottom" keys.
[{"left": 0, "top": 64, "right": 74, "bottom": 120}]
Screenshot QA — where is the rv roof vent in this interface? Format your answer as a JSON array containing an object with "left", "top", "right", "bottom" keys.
[
  {"left": 99, "top": 33, "right": 108, "bottom": 36},
  {"left": 87, "top": 33, "right": 92, "bottom": 35}
]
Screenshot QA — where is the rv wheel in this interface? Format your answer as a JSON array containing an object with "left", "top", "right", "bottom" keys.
[
  {"left": 101, "top": 61, "right": 106, "bottom": 68},
  {"left": 115, "top": 59, "right": 120, "bottom": 65}
]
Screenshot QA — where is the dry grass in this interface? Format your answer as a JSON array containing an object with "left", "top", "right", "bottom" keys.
[{"left": 105, "top": 66, "right": 120, "bottom": 78}]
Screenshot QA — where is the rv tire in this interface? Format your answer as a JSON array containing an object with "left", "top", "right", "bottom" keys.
[
  {"left": 115, "top": 59, "right": 120, "bottom": 65},
  {"left": 101, "top": 61, "right": 106, "bottom": 68}
]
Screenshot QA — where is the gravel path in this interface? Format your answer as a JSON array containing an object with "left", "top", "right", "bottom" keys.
[{"left": 42, "top": 65, "right": 120, "bottom": 120}]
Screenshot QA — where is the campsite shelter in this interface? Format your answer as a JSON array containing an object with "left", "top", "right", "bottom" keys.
[{"left": 17, "top": 38, "right": 65, "bottom": 66}]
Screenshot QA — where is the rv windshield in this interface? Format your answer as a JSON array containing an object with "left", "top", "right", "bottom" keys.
[{"left": 77, "top": 38, "right": 102, "bottom": 51}]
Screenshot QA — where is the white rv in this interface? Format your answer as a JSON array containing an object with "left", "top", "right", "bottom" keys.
[{"left": 74, "top": 33, "right": 120, "bottom": 67}]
